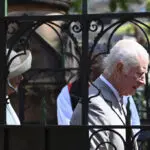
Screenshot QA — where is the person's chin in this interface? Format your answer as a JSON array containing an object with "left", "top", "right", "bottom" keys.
[
  {"left": 129, "top": 90, "right": 136, "bottom": 95},
  {"left": 123, "top": 90, "right": 135, "bottom": 96}
]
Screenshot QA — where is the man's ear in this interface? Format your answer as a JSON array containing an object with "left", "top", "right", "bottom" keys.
[{"left": 116, "top": 62, "right": 124, "bottom": 73}]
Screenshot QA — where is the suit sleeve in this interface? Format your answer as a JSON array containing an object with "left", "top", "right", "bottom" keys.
[{"left": 88, "top": 101, "right": 110, "bottom": 150}]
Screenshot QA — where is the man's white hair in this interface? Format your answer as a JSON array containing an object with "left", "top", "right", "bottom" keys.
[{"left": 103, "top": 39, "right": 149, "bottom": 77}]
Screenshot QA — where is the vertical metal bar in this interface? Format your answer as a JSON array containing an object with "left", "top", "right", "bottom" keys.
[
  {"left": 81, "top": 19, "right": 89, "bottom": 126},
  {"left": 82, "top": 0, "right": 87, "bottom": 14},
  {"left": 80, "top": 0, "right": 89, "bottom": 150},
  {"left": 45, "top": 127, "right": 48, "bottom": 150},
  {"left": 18, "top": 82, "right": 25, "bottom": 123},
  {"left": 0, "top": 0, "right": 5, "bottom": 17},
  {"left": 0, "top": 1, "right": 8, "bottom": 150},
  {"left": 81, "top": 0, "right": 88, "bottom": 125},
  {"left": 0, "top": 21, "right": 7, "bottom": 121},
  {"left": 80, "top": 0, "right": 89, "bottom": 149},
  {"left": 126, "top": 126, "right": 132, "bottom": 150},
  {"left": 0, "top": 0, "right": 7, "bottom": 125}
]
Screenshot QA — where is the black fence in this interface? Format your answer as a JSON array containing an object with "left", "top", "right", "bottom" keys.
[{"left": 1, "top": 0, "right": 150, "bottom": 150}]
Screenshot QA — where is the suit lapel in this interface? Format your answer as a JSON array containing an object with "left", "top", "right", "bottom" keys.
[{"left": 91, "top": 77, "right": 126, "bottom": 125}]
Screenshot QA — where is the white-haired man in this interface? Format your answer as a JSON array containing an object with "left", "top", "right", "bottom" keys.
[
  {"left": 70, "top": 39, "right": 149, "bottom": 150},
  {"left": 57, "top": 54, "right": 140, "bottom": 131},
  {"left": 6, "top": 49, "right": 32, "bottom": 125}
]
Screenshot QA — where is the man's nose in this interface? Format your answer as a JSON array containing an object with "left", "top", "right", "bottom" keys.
[{"left": 137, "top": 75, "right": 146, "bottom": 86}]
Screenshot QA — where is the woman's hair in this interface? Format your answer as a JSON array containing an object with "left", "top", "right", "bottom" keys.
[{"left": 103, "top": 39, "right": 149, "bottom": 77}]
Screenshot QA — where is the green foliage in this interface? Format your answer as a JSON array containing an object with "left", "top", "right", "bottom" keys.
[
  {"left": 109, "top": 0, "right": 117, "bottom": 12},
  {"left": 133, "top": 89, "right": 147, "bottom": 119},
  {"left": 146, "top": 0, "right": 150, "bottom": 11},
  {"left": 109, "top": 0, "right": 142, "bottom": 12},
  {"left": 118, "top": 0, "right": 128, "bottom": 11},
  {"left": 71, "top": 0, "right": 82, "bottom": 14},
  {"left": 115, "top": 22, "right": 150, "bottom": 41},
  {"left": 71, "top": 0, "right": 143, "bottom": 13},
  {"left": 115, "top": 24, "right": 135, "bottom": 34}
]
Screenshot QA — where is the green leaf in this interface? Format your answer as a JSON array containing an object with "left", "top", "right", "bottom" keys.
[
  {"left": 118, "top": 0, "right": 128, "bottom": 11},
  {"left": 109, "top": 0, "right": 117, "bottom": 12}
]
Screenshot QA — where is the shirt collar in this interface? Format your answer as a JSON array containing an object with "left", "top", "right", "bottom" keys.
[{"left": 100, "top": 75, "right": 122, "bottom": 103}]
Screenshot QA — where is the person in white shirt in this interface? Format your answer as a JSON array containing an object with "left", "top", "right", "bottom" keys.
[
  {"left": 57, "top": 53, "right": 104, "bottom": 125},
  {"left": 6, "top": 49, "right": 32, "bottom": 125}
]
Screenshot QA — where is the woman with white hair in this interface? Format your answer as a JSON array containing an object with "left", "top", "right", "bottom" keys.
[{"left": 6, "top": 49, "right": 32, "bottom": 125}]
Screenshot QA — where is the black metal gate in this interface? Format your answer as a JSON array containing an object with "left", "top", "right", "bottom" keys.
[{"left": 1, "top": 0, "right": 150, "bottom": 150}]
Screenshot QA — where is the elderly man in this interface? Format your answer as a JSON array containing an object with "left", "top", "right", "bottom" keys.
[
  {"left": 6, "top": 49, "right": 32, "bottom": 125},
  {"left": 70, "top": 39, "right": 149, "bottom": 150},
  {"left": 57, "top": 54, "right": 140, "bottom": 131}
]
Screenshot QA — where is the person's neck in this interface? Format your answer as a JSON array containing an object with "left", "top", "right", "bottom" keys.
[{"left": 103, "top": 73, "right": 121, "bottom": 96}]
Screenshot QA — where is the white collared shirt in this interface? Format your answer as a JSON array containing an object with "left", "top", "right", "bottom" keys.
[
  {"left": 100, "top": 75, "right": 122, "bottom": 103},
  {"left": 6, "top": 96, "right": 20, "bottom": 125}
]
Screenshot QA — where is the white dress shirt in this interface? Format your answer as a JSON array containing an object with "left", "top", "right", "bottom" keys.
[{"left": 6, "top": 97, "right": 20, "bottom": 125}]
